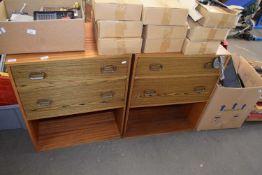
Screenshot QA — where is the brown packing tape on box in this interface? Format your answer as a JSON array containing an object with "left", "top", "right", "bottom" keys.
[
  {"left": 199, "top": 42, "right": 208, "bottom": 54},
  {"left": 160, "top": 39, "right": 171, "bottom": 52},
  {"left": 207, "top": 28, "right": 218, "bottom": 40},
  {"left": 156, "top": 0, "right": 172, "bottom": 25},
  {"left": 117, "top": 39, "right": 127, "bottom": 53},
  {"left": 0, "top": 1, "right": 7, "bottom": 21},
  {"left": 218, "top": 14, "right": 231, "bottom": 28},
  {"left": 162, "top": 8, "right": 172, "bottom": 25},
  {"left": 160, "top": 27, "right": 174, "bottom": 52},
  {"left": 115, "top": 0, "right": 126, "bottom": 20},
  {"left": 115, "top": 22, "right": 127, "bottom": 37}
]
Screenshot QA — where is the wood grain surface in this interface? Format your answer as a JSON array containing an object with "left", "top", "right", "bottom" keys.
[
  {"left": 36, "top": 110, "right": 121, "bottom": 151},
  {"left": 19, "top": 78, "right": 127, "bottom": 120},
  {"left": 125, "top": 104, "right": 194, "bottom": 137},
  {"left": 11, "top": 57, "right": 129, "bottom": 88},
  {"left": 135, "top": 56, "right": 220, "bottom": 77},
  {"left": 130, "top": 76, "right": 218, "bottom": 107}
]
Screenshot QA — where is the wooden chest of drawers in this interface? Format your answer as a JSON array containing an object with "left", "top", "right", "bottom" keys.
[
  {"left": 124, "top": 47, "right": 230, "bottom": 137},
  {"left": 7, "top": 53, "right": 131, "bottom": 151},
  {"left": 11, "top": 57, "right": 129, "bottom": 120},
  {"left": 5, "top": 23, "right": 131, "bottom": 151}
]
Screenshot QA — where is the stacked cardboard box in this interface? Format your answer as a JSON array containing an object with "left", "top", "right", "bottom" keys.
[
  {"left": 141, "top": 0, "right": 189, "bottom": 53},
  {"left": 0, "top": 0, "right": 85, "bottom": 54},
  {"left": 183, "top": 3, "right": 239, "bottom": 55},
  {"left": 93, "top": 0, "right": 143, "bottom": 55}
]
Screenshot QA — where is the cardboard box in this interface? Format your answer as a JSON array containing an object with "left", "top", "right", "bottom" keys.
[
  {"left": 142, "top": 0, "right": 188, "bottom": 25},
  {"left": 97, "top": 38, "right": 142, "bottom": 55},
  {"left": 0, "top": 1, "right": 7, "bottom": 21},
  {"left": 144, "top": 24, "right": 188, "bottom": 39},
  {"left": 187, "top": 18, "right": 230, "bottom": 41},
  {"left": 197, "top": 4, "right": 239, "bottom": 28},
  {"left": 0, "top": 0, "right": 85, "bottom": 54},
  {"left": 93, "top": 0, "right": 143, "bottom": 21},
  {"left": 96, "top": 20, "right": 143, "bottom": 38},
  {"left": 143, "top": 38, "right": 184, "bottom": 53},
  {"left": 197, "top": 56, "right": 262, "bottom": 131},
  {"left": 182, "top": 38, "right": 220, "bottom": 55}
]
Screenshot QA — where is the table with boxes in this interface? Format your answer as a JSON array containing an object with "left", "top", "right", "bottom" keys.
[{"left": 2, "top": 0, "right": 261, "bottom": 151}]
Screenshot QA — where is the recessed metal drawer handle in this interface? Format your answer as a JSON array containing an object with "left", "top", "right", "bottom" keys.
[
  {"left": 37, "top": 99, "right": 52, "bottom": 107},
  {"left": 144, "top": 89, "right": 157, "bottom": 97},
  {"left": 101, "top": 91, "right": 114, "bottom": 100},
  {"left": 204, "top": 62, "right": 213, "bottom": 69},
  {"left": 149, "top": 63, "right": 163, "bottom": 71},
  {"left": 101, "top": 65, "right": 117, "bottom": 74},
  {"left": 194, "top": 86, "right": 207, "bottom": 94},
  {"left": 29, "top": 72, "right": 46, "bottom": 80}
]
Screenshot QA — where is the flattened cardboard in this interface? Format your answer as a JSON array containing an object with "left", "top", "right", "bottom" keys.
[
  {"left": 197, "top": 56, "right": 262, "bottom": 131},
  {"left": 97, "top": 38, "right": 142, "bottom": 55},
  {"left": 197, "top": 4, "right": 239, "bottom": 28},
  {"left": 144, "top": 24, "right": 188, "bottom": 39},
  {"left": 182, "top": 38, "right": 220, "bottom": 55},
  {"left": 97, "top": 20, "right": 143, "bottom": 38},
  {"left": 0, "top": 0, "right": 85, "bottom": 54},
  {"left": 93, "top": 0, "right": 143, "bottom": 21},
  {"left": 187, "top": 18, "right": 230, "bottom": 41},
  {"left": 143, "top": 38, "right": 184, "bottom": 53},
  {"left": 142, "top": 0, "right": 188, "bottom": 25},
  {"left": 0, "top": 1, "right": 7, "bottom": 21}
]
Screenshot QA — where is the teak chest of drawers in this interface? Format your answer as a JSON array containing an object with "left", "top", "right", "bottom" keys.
[
  {"left": 6, "top": 23, "right": 231, "bottom": 151},
  {"left": 6, "top": 24, "right": 131, "bottom": 151},
  {"left": 123, "top": 47, "right": 230, "bottom": 137}
]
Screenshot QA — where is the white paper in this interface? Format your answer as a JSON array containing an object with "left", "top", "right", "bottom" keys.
[
  {"left": 121, "top": 60, "right": 127, "bottom": 64},
  {"left": 7, "top": 59, "right": 17, "bottom": 62},
  {"left": 1, "top": 27, "right": 6, "bottom": 33},
  {"left": 26, "top": 29, "right": 37, "bottom": 35},
  {"left": 40, "top": 56, "right": 49, "bottom": 60}
]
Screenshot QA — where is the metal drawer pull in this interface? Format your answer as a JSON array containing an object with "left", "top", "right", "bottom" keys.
[
  {"left": 194, "top": 86, "right": 207, "bottom": 93},
  {"left": 204, "top": 62, "right": 213, "bottom": 69},
  {"left": 149, "top": 63, "right": 163, "bottom": 71},
  {"left": 101, "top": 65, "right": 117, "bottom": 74},
  {"left": 37, "top": 99, "right": 52, "bottom": 107},
  {"left": 29, "top": 72, "right": 46, "bottom": 80},
  {"left": 101, "top": 91, "right": 114, "bottom": 100},
  {"left": 144, "top": 89, "right": 157, "bottom": 97}
]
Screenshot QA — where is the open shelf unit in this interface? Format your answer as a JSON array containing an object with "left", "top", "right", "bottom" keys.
[
  {"left": 27, "top": 108, "right": 124, "bottom": 151},
  {"left": 124, "top": 103, "right": 206, "bottom": 137}
]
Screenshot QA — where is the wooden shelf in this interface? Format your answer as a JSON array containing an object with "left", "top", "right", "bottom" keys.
[
  {"left": 125, "top": 103, "right": 206, "bottom": 137},
  {"left": 30, "top": 109, "right": 122, "bottom": 151}
]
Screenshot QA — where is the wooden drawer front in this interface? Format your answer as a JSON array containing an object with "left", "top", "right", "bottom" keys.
[
  {"left": 135, "top": 56, "right": 219, "bottom": 77},
  {"left": 19, "top": 79, "right": 127, "bottom": 120},
  {"left": 12, "top": 57, "right": 129, "bottom": 88},
  {"left": 130, "top": 76, "right": 218, "bottom": 107}
]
